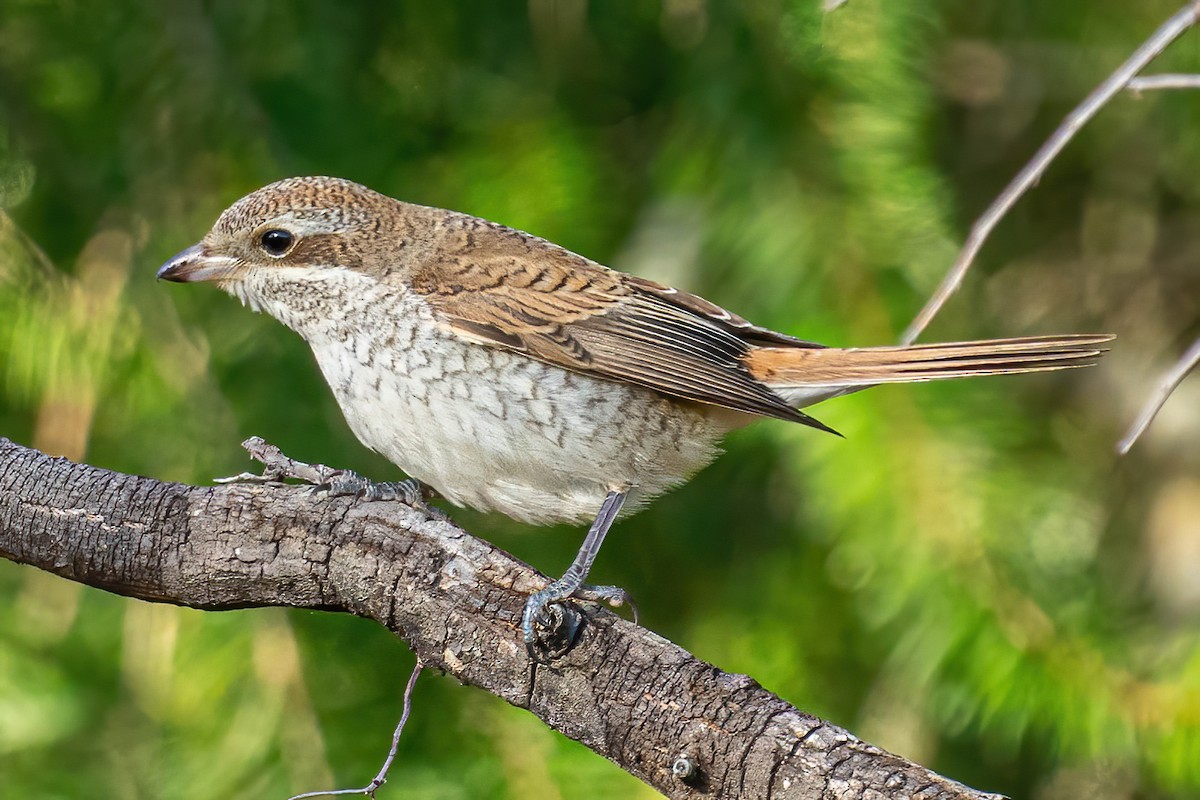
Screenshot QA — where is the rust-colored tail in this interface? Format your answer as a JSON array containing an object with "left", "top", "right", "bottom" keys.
[{"left": 745, "top": 334, "right": 1113, "bottom": 409}]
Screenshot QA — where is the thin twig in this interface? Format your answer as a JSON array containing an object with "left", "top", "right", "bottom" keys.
[
  {"left": 1117, "top": 336, "right": 1200, "bottom": 454},
  {"left": 287, "top": 659, "right": 425, "bottom": 800},
  {"left": 1128, "top": 73, "right": 1200, "bottom": 93},
  {"left": 902, "top": 1, "right": 1200, "bottom": 345}
]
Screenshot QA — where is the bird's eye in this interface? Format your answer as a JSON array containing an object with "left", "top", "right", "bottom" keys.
[{"left": 259, "top": 229, "right": 295, "bottom": 256}]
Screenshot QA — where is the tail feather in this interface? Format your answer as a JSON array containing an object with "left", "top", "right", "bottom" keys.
[{"left": 745, "top": 334, "right": 1113, "bottom": 409}]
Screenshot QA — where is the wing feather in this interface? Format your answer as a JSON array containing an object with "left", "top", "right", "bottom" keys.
[{"left": 410, "top": 217, "right": 832, "bottom": 430}]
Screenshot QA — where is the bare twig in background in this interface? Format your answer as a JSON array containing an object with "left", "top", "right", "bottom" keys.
[
  {"left": 902, "top": 1, "right": 1200, "bottom": 345},
  {"left": 287, "top": 660, "right": 424, "bottom": 800},
  {"left": 1118, "top": 337, "right": 1200, "bottom": 454},
  {"left": 1128, "top": 73, "right": 1200, "bottom": 93}
]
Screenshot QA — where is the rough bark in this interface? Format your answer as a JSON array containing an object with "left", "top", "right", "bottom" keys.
[{"left": 0, "top": 438, "right": 1002, "bottom": 800}]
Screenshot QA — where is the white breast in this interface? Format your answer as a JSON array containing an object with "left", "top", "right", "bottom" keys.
[{"left": 233, "top": 267, "right": 731, "bottom": 525}]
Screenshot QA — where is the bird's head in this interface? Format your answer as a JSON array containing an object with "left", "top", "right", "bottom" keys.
[{"left": 157, "top": 176, "right": 418, "bottom": 312}]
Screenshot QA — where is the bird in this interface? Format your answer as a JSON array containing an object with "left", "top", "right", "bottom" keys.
[{"left": 157, "top": 176, "right": 1111, "bottom": 652}]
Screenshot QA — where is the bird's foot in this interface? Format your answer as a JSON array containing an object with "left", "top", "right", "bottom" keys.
[
  {"left": 523, "top": 580, "right": 637, "bottom": 661},
  {"left": 216, "top": 436, "right": 445, "bottom": 518},
  {"left": 318, "top": 469, "right": 422, "bottom": 502},
  {"left": 524, "top": 490, "right": 631, "bottom": 661},
  {"left": 317, "top": 470, "right": 447, "bottom": 517},
  {"left": 315, "top": 470, "right": 448, "bottom": 519}
]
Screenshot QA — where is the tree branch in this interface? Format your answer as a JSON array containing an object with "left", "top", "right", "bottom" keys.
[
  {"left": 0, "top": 437, "right": 1002, "bottom": 800},
  {"left": 1117, "top": 335, "right": 1200, "bottom": 454},
  {"left": 1127, "top": 73, "right": 1200, "bottom": 92},
  {"left": 902, "top": 1, "right": 1200, "bottom": 345}
]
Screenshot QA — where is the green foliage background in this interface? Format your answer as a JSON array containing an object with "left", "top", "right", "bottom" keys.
[{"left": 2, "top": 1, "right": 1199, "bottom": 798}]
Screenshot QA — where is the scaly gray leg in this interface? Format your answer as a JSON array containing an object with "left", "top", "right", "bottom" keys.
[{"left": 523, "top": 490, "right": 630, "bottom": 658}]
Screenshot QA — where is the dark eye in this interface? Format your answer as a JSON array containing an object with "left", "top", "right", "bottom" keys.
[{"left": 260, "top": 229, "right": 294, "bottom": 256}]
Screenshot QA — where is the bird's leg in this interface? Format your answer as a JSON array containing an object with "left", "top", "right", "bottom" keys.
[
  {"left": 523, "top": 490, "right": 629, "bottom": 658},
  {"left": 215, "top": 436, "right": 444, "bottom": 517}
]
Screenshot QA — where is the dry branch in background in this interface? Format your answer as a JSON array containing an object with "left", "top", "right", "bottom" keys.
[
  {"left": 902, "top": 1, "right": 1200, "bottom": 346},
  {"left": 1118, "top": 72, "right": 1200, "bottom": 450},
  {"left": 1118, "top": 336, "right": 1200, "bottom": 454},
  {"left": 1127, "top": 73, "right": 1200, "bottom": 92},
  {"left": 0, "top": 438, "right": 1003, "bottom": 800}
]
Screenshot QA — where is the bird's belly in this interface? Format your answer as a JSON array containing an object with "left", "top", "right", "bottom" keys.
[{"left": 308, "top": 319, "right": 728, "bottom": 525}]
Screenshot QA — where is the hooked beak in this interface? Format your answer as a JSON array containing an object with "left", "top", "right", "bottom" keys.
[{"left": 156, "top": 243, "right": 239, "bottom": 283}]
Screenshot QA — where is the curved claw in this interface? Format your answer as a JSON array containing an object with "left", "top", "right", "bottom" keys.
[
  {"left": 575, "top": 584, "right": 638, "bottom": 627},
  {"left": 523, "top": 599, "right": 583, "bottom": 661},
  {"left": 624, "top": 593, "right": 640, "bottom": 628}
]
